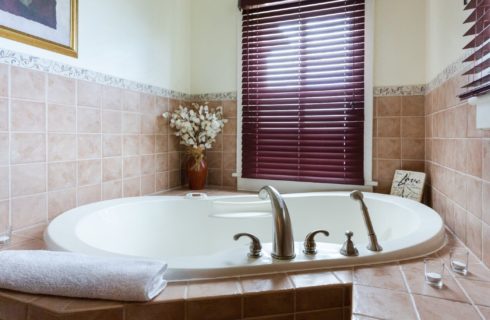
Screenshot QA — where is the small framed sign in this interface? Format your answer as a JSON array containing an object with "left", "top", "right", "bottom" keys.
[{"left": 390, "top": 170, "right": 426, "bottom": 202}]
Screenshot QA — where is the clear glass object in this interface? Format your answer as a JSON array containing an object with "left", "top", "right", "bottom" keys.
[
  {"left": 450, "top": 248, "right": 469, "bottom": 276},
  {"left": 0, "top": 225, "right": 12, "bottom": 246},
  {"left": 424, "top": 258, "right": 444, "bottom": 288}
]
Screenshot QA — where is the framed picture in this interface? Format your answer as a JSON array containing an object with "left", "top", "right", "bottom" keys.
[
  {"left": 390, "top": 170, "right": 426, "bottom": 202},
  {"left": 0, "top": 0, "right": 78, "bottom": 57}
]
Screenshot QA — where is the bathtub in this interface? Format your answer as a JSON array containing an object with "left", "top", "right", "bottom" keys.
[{"left": 44, "top": 192, "right": 446, "bottom": 280}]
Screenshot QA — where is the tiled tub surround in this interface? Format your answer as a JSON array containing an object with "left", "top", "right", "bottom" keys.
[
  {"left": 0, "top": 63, "right": 189, "bottom": 235},
  {"left": 425, "top": 72, "right": 490, "bottom": 268},
  {"left": 3, "top": 224, "right": 490, "bottom": 319},
  {"left": 372, "top": 95, "right": 426, "bottom": 194}
]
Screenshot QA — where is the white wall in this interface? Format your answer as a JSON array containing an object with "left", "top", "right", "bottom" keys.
[
  {"left": 189, "top": 0, "right": 238, "bottom": 94},
  {"left": 374, "top": 0, "right": 426, "bottom": 86},
  {"left": 0, "top": 0, "right": 191, "bottom": 93},
  {"left": 188, "top": 0, "right": 428, "bottom": 94},
  {"left": 425, "top": 0, "right": 468, "bottom": 83}
]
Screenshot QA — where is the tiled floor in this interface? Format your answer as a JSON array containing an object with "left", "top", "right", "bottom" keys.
[{"left": 1, "top": 189, "right": 490, "bottom": 319}]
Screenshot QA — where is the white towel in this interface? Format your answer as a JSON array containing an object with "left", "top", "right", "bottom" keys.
[{"left": 0, "top": 250, "right": 168, "bottom": 302}]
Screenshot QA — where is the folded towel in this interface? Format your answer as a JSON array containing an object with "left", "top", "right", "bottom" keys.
[{"left": 0, "top": 250, "right": 167, "bottom": 302}]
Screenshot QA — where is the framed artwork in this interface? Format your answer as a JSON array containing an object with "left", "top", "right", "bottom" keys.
[
  {"left": 390, "top": 170, "right": 426, "bottom": 202},
  {"left": 0, "top": 0, "right": 78, "bottom": 57}
]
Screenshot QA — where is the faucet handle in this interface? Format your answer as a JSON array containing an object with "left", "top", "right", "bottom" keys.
[
  {"left": 303, "top": 230, "right": 329, "bottom": 255},
  {"left": 340, "top": 230, "right": 359, "bottom": 256},
  {"left": 233, "top": 233, "right": 262, "bottom": 258}
]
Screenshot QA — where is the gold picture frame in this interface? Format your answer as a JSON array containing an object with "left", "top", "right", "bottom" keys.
[{"left": 0, "top": 0, "right": 78, "bottom": 57}]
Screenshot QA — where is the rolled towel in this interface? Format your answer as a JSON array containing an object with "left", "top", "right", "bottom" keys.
[{"left": 0, "top": 250, "right": 167, "bottom": 302}]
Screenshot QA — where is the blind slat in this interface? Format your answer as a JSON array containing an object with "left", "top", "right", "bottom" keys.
[
  {"left": 242, "top": 0, "right": 365, "bottom": 185},
  {"left": 460, "top": 0, "right": 490, "bottom": 99}
]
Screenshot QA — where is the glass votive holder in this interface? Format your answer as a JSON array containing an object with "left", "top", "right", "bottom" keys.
[
  {"left": 0, "top": 225, "right": 12, "bottom": 246},
  {"left": 424, "top": 258, "right": 444, "bottom": 288},
  {"left": 450, "top": 248, "right": 469, "bottom": 276}
]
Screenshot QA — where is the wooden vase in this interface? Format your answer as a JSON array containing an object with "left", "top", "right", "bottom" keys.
[{"left": 187, "top": 156, "right": 208, "bottom": 190}]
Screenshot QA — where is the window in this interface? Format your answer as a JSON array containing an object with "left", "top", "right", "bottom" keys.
[
  {"left": 460, "top": 0, "right": 490, "bottom": 99},
  {"left": 239, "top": 0, "right": 366, "bottom": 186}
]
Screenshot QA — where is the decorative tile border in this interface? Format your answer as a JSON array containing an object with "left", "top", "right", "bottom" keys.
[
  {"left": 190, "top": 92, "right": 237, "bottom": 101},
  {"left": 374, "top": 84, "right": 426, "bottom": 97},
  {"left": 0, "top": 48, "right": 188, "bottom": 100},
  {"left": 425, "top": 52, "right": 472, "bottom": 93}
]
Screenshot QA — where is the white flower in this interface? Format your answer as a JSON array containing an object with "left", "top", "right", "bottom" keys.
[{"left": 161, "top": 103, "right": 227, "bottom": 149}]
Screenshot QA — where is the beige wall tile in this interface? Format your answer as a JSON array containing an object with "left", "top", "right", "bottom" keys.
[
  {"left": 0, "top": 200, "right": 9, "bottom": 233},
  {"left": 102, "top": 157, "right": 122, "bottom": 182},
  {"left": 78, "top": 160, "right": 101, "bottom": 186},
  {"left": 0, "top": 98, "right": 8, "bottom": 131},
  {"left": 483, "top": 140, "right": 490, "bottom": 182},
  {"left": 11, "top": 133, "right": 45, "bottom": 164},
  {"left": 48, "top": 188, "right": 76, "bottom": 219},
  {"left": 101, "top": 110, "right": 122, "bottom": 134},
  {"left": 48, "top": 105, "right": 75, "bottom": 133},
  {"left": 11, "top": 67, "right": 45, "bottom": 101},
  {"left": 11, "top": 163, "right": 46, "bottom": 197},
  {"left": 123, "top": 156, "right": 141, "bottom": 178},
  {"left": 0, "top": 133, "right": 7, "bottom": 165},
  {"left": 77, "top": 80, "right": 101, "bottom": 108},
  {"left": 48, "top": 162, "right": 76, "bottom": 191},
  {"left": 102, "top": 180, "right": 122, "bottom": 200},
  {"left": 377, "top": 118, "right": 401, "bottom": 137},
  {"left": 122, "top": 113, "right": 140, "bottom": 134},
  {"left": 0, "top": 64, "right": 8, "bottom": 97},
  {"left": 156, "top": 172, "right": 169, "bottom": 192},
  {"left": 101, "top": 86, "right": 123, "bottom": 110},
  {"left": 123, "top": 177, "right": 140, "bottom": 197},
  {"left": 465, "top": 139, "right": 482, "bottom": 177},
  {"left": 156, "top": 153, "right": 169, "bottom": 172},
  {"left": 466, "top": 213, "right": 482, "bottom": 259},
  {"left": 377, "top": 138, "right": 401, "bottom": 159},
  {"left": 156, "top": 135, "right": 169, "bottom": 153},
  {"left": 402, "top": 96, "right": 424, "bottom": 116},
  {"left": 141, "top": 115, "right": 156, "bottom": 134},
  {"left": 483, "top": 223, "right": 490, "bottom": 267},
  {"left": 77, "top": 107, "right": 101, "bottom": 133},
  {"left": 47, "top": 75, "right": 75, "bottom": 106},
  {"left": 102, "top": 134, "right": 122, "bottom": 157},
  {"left": 78, "top": 134, "right": 101, "bottom": 159},
  {"left": 140, "top": 135, "right": 155, "bottom": 155},
  {"left": 78, "top": 184, "right": 101, "bottom": 206},
  {"left": 11, "top": 100, "right": 45, "bottom": 132},
  {"left": 48, "top": 134, "right": 76, "bottom": 162},
  {"left": 123, "top": 135, "right": 140, "bottom": 156},
  {"left": 141, "top": 175, "right": 155, "bottom": 195},
  {"left": 140, "top": 93, "right": 156, "bottom": 115},
  {"left": 11, "top": 194, "right": 46, "bottom": 230},
  {"left": 123, "top": 91, "right": 140, "bottom": 112},
  {"left": 376, "top": 96, "right": 402, "bottom": 117},
  {"left": 0, "top": 166, "right": 9, "bottom": 200},
  {"left": 141, "top": 155, "right": 155, "bottom": 175},
  {"left": 401, "top": 117, "right": 425, "bottom": 138}
]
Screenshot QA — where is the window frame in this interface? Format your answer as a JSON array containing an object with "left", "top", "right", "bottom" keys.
[{"left": 235, "top": 0, "right": 375, "bottom": 193}]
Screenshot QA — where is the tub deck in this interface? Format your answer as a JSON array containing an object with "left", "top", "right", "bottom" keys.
[{"left": 1, "top": 189, "right": 489, "bottom": 320}]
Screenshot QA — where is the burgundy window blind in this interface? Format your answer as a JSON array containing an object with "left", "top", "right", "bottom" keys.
[
  {"left": 460, "top": 0, "right": 490, "bottom": 99},
  {"left": 240, "top": 0, "right": 365, "bottom": 185}
]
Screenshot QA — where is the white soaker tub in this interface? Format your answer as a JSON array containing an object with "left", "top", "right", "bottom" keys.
[{"left": 44, "top": 192, "right": 446, "bottom": 280}]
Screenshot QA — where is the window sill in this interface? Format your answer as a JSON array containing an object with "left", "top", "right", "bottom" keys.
[
  {"left": 236, "top": 177, "right": 375, "bottom": 194},
  {"left": 469, "top": 93, "right": 490, "bottom": 129}
]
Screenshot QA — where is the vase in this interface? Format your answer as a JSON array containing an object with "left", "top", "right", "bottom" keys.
[{"left": 186, "top": 154, "right": 208, "bottom": 190}]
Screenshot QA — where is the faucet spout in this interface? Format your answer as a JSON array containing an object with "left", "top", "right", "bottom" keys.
[
  {"left": 259, "top": 186, "right": 295, "bottom": 260},
  {"left": 350, "top": 190, "right": 383, "bottom": 252}
]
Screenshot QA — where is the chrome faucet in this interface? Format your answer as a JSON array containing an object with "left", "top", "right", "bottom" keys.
[
  {"left": 259, "top": 186, "right": 295, "bottom": 260},
  {"left": 350, "top": 190, "right": 383, "bottom": 252}
]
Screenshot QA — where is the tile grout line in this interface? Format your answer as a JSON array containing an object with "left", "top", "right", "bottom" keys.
[
  {"left": 398, "top": 264, "right": 422, "bottom": 320},
  {"left": 7, "top": 64, "right": 11, "bottom": 232},
  {"left": 44, "top": 72, "right": 49, "bottom": 224},
  {"left": 446, "top": 264, "right": 486, "bottom": 320}
]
